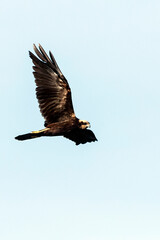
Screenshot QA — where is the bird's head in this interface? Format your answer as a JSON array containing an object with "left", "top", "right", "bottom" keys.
[{"left": 79, "top": 120, "right": 90, "bottom": 129}]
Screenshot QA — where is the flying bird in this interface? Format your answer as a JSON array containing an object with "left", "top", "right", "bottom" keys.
[{"left": 15, "top": 44, "right": 97, "bottom": 145}]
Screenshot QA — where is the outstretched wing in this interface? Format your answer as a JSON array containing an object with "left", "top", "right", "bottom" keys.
[
  {"left": 63, "top": 128, "right": 98, "bottom": 145},
  {"left": 29, "top": 44, "right": 75, "bottom": 125}
]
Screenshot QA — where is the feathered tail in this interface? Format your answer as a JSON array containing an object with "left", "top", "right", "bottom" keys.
[{"left": 15, "top": 129, "right": 47, "bottom": 141}]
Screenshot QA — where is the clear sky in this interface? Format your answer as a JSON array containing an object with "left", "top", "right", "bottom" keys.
[{"left": 1, "top": 0, "right": 160, "bottom": 239}]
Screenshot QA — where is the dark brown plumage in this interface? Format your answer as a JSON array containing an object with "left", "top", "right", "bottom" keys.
[{"left": 15, "top": 44, "right": 97, "bottom": 145}]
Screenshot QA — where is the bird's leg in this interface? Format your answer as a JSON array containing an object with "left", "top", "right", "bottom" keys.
[{"left": 32, "top": 128, "right": 49, "bottom": 134}]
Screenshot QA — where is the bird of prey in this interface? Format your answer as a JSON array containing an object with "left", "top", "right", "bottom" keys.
[{"left": 15, "top": 44, "right": 97, "bottom": 145}]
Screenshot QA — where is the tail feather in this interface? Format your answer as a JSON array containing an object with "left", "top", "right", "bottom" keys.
[{"left": 15, "top": 130, "right": 45, "bottom": 141}]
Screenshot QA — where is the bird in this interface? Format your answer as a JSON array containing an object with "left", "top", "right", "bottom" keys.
[{"left": 15, "top": 44, "right": 97, "bottom": 145}]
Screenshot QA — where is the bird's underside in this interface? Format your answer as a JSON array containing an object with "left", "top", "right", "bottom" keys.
[
  {"left": 15, "top": 44, "right": 97, "bottom": 145},
  {"left": 15, "top": 119, "right": 97, "bottom": 145}
]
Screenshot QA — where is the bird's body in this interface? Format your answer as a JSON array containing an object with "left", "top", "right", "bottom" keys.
[{"left": 15, "top": 44, "right": 97, "bottom": 145}]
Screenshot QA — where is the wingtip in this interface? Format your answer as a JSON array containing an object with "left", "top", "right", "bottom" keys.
[
  {"left": 28, "top": 50, "right": 34, "bottom": 58},
  {"left": 32, "top": 43, "right": 41, "bottom": 49},
  {"left": 33, "top": 43, "right": 37, "bottom": 51},
  {"left": 28, "top": 50, "right": 32, "bottom": 57},
  {"left": 38, "top": 43, "right": 43, "bottom": 51}
]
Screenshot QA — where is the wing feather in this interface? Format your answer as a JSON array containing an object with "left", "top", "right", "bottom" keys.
[
  {"left": 29, "top": 44, "right": 75, "bottom": 125},
  {"left": 64, "top": 129, "right": 98, "bottom": 145}
]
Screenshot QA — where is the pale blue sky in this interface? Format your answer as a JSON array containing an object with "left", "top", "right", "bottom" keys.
[{"left": 1, "top": 0, "right": 160, "bottom": 239}]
